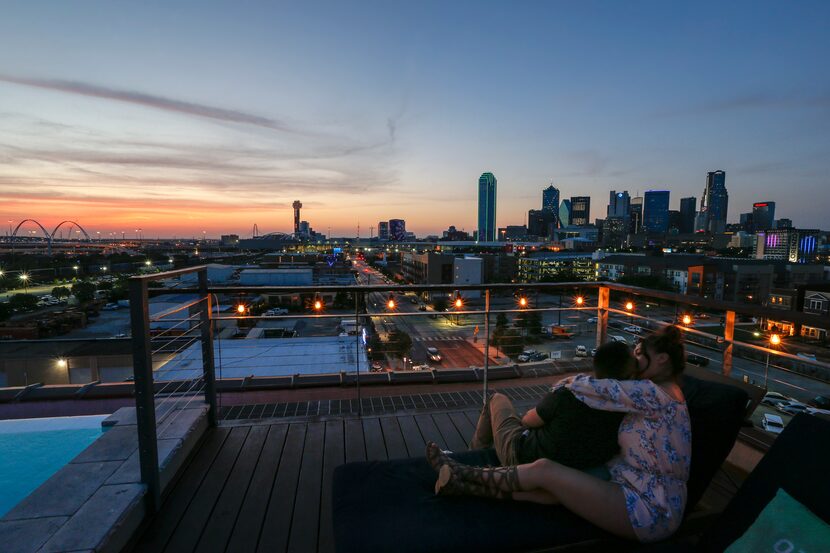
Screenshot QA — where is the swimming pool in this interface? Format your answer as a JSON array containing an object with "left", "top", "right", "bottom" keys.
[{"left": 0, "top": 415, "right": 108, "bottom": 517}]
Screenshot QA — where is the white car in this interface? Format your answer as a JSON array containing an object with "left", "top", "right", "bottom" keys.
[
  {"left": 624, "top": 325, "right": 642, "bottom": 334},
  {"left": 575, "top": 345, "right": 589, "bottom": 357},
  {"left": 762, "top": 413, "right": 784, "bottom": 434},
  {"left": 610, "top": 335, "right": 628, "bottom": 345},
  {"left": 586, "top": 317, "right": 598, "bottom": 323},
  {"left": 777, "top": 401, "right": 808, "bottom": 416}
]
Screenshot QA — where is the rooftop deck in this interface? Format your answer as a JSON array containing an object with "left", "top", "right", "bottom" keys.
[
  {"left": 128, "top": 388, "right": 743, "bottom": 553},
  {"left": 131, "top": 405, "right": 489, "bottom": 553}
]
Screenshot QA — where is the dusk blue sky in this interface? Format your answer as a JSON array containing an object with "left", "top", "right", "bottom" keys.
[{"left": 1, "top": 1, "right": 828, "bottom": 237}]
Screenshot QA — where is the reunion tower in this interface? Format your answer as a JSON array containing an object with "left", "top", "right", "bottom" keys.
[{"left": 292, "top": 200, "right": 302, "bottom": 236}]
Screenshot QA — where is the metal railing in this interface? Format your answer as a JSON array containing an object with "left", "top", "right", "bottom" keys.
[{"left": 128, "top": 266, "right": 830, "bottom": 512}]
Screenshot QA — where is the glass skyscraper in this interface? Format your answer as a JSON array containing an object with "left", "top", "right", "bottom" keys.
[
  {"left": 752, "top": 202, "right": 776, "bottom": 232},
  {"left": 643, "top": 190, "right": 670, "bottom": 233},
  {"left": 542, "top": 185, "right": 559, "bottom": 213},
  {"left": 679, "top": 197, "right": 696, "bottom": 234},
  {"left": 478, "top": 172, "right": 497, "bottom": 242},
  {"left": 558, "top": 199, "right": 571, "bottom": 228},
  {"left": 607, "top": 190, "right": 630, "bottom": 218},
  {"left": 570, "top": 196, "right": 591, "bottom": 226},
  {"left": 702, "top": 170, "right": 728, "bottom": 233}
]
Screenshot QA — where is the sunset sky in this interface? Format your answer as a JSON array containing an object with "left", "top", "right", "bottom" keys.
[{"left": 1, "top": 1, "right": 828, "bottom": 238}]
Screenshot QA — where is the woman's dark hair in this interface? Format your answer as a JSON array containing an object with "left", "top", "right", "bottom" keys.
[{"left": 641, "top": 325, "right": 685, "bottom": 375}]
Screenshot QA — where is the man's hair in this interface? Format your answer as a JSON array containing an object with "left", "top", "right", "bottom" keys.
[{"left": 593, "top": 341, "right": 634, "bottom": 379}]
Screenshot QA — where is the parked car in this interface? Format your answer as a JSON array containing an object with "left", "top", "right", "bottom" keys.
[
  {"left": 517, "top": 349, "right": 538, "bottom": 362},
  {"left": 590, "top": 348, "right": 598, "bottom": 357},
  {"left": 575, "top": 345, "right": 589, "bottom": 357},
  {"left": 623, "top": 325, "right": 642, "bottom": 334},
  {"left": 776, "top": 401, "right": 808, "bottom": 416},
  {"left": 411, "top": 363, "right": 430, "bottom": 371},
  {"left": 530, "top": 352, "right": 548, "bottom": 361},
  {"left": 686, "top": 353, "right": 710, "bottom": 367},
  {"left": 548, "top": 326, "right": 574, "bottom": 339},
  {"left": 609, "top": 335, "right": 628, "bottom": 345},
  {"left": 762, "top": 413, "right": 785, "bottom": 434},
  {"left": 809, "top": 395, "right": 830, "bottom": 409},
  {"left": 761, "top": 391, "right": 791, "bottom": 407},
  {"left": 586, "top": 317, "right": 598, "bottom": 324},
  {"left": 427, "top": 347, "right": 442, "bottom": 363},
  {"left": 796, "top": 352, "right": 817, "bottom": 361}
]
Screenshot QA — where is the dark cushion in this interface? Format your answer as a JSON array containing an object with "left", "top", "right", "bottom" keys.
[
  {"left": 697, "top": 413, "right": 830, "bottom": 552},
  {"left": 332, "top": 376, "right": 748, "bottom": 553},
  {"left": 680, "top": 375, "right": 748, "bottom": 510},
  {"left": 332, "top": 449, "right": 613, "bottom": 553}
]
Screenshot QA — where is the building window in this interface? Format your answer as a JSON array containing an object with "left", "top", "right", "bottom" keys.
[{"left": 809, "top": 299, "right": 824, "bottom": 311}]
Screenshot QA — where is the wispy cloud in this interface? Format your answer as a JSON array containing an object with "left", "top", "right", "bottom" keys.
[
  {"left": 656, "top": 90, "right": 830, "bottom": 118},
  {"left": 0, "top": 74, "right": 303, "bottom": 133}
]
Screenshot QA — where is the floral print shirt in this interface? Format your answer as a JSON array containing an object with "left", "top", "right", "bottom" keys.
[{"left": 554, "top": 374, "right": 692, "bottom": 542}]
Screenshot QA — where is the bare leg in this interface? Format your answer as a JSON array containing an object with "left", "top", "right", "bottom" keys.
[
  {"left": 513, "top": 489, "right": 559, "bottom": 505},
  {"left": 470, "top": 396, "right": 495, "bottom": 449},
  {"left": 516, "top": 459, "right": 636, "bottom": 540}
]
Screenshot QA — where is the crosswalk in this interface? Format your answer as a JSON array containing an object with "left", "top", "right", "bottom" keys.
[{"left": 412, "top": 335, "right": 466, "bottom": 342}]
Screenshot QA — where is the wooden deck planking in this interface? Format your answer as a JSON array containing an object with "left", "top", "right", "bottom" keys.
[
  {"left": 256, "top": 424, "right": 306, "bottom": 553},
  {"left": 343, "top": 418, "right": 366, "bottom": 463},
  {"left": 134, "top": 427, "right": 231, "bottom": 553},
  {"left": 225, "top": 424, "right": 289, "bottom": 553},
  {"left": 164, "top": 426, "right": 251, "bottom": 553},
  {"left": 287, "top": 422, "right": 326, "bottom": 553},
  {"left": 378, "top": 415, "right": 409, "bottom": 460},
  {"left": 133, "top": 411, "right": 482, "bottom": 553},
  {"left": 317, "top": 420, "right": 345, "bottom": 553},
  {"left": 396, "top": 414, "right": 427, "bottom": 457},
  {"left": 361, "top": 417, "right": 388, "bottom": 461},
  {"left": 431, "top": 412, "right": 468, "bottom": 452},
  {"left": 413, "top": 414, "right": 448, "bottom": 449},
  {"left": 196, "top": 424, "right": 269, "bottom": 553}
]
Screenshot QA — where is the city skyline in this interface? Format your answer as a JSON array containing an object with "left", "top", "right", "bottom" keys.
[{"left": 1, "top": 1, "right": 829, "bottom": 236}]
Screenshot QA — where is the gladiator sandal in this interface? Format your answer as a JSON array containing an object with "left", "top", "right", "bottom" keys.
[
  {"left": 434, "top": 464, "right": 517, "bottom": 500},
  {"left": 425, "top": 441, "right": 464, "bottom": 474}
]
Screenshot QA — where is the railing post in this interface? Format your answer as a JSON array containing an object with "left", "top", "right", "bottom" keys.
[
  {"left": 198, "top": 270, "right": 217, "bottom": 426},
  {"left": 597, "top": 286, "right": 609, "bottom": 347},
  {"left": 355, "top": 290, "right": 362, "bottom": 417},
  {"left": 723, "top": 310, "right": 735, "bottom": 377},
  {"left": 129, "top": 278, "right": 160, "bottom": 513},
  {"left": 482, "top": 288, "right": 490, "bottom": 406}
]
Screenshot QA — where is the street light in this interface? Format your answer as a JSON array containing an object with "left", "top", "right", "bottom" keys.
[
  {"left": 386, "top": 294, "right": 396, "bottom": 310},
  {"left": 518, "top": 296, "right": 528, "bottom": 308},
  {"left": 19, "top": 273, "right": 29, "bottom": 293},
  {"left": 682, "top": 314, "right": 692, "bottom": 326},
  {"left": 236, "top": 304, "right": 247, "bottom": 315},
  {"left": 575, "top": 296, "right": 584, "bottom": 306},
  {"left": 764, "top": 333, "right": 781, "bottom": 389},
  {"left": 57, "top": 358, "right": 68, "bottom": 369},
  {"left": 625, "top": 301, "right": 634, "bottom": 325}
]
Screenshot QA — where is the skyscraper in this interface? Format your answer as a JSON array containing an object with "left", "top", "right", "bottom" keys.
[
  {"left": 378, "top": 221, "right": 389, "bottom": 240},
  {"left": 389, "top": 219, "right": 406, "bottom": 241},
  {"left": 559, "top": 199, "right": 571, "bottom": 228},
  {"left": 679, "top": 197, "right": 696, "bottom": 234},
  {"left": 570, "top": 196, "right": 591, "bottom": 226},
  {"left": 608, "top": 191, "right": 630, "bottom": 218},
  {"left": 752, "top": 202, "right": 776, "bottom": 232},
  {"left": 643, "top": 190, "right": 670, "bottom": 233},
  {"left": 528, "top": 209, "right": 556, "bottom": 238},
  {"left": 701, "top": 171, "right": 728, "bottom": 233},
  {"left": 478, "top": 173, "right": 497, "bottom": 242},
  {"left": 629, "top": 196, "right": 643, "bottom": 234},
  {"left": 542, "top": 185, "right": 559, "bottom": 213},
  {"left": 292, "top": 200, "right": 302, "bottom": 236}
]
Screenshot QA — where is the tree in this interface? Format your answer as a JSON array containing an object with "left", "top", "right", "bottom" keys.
[
  {"left": 386, "top": 329, "right": 413, "bottom": 360},
  {"left": 52, "top": 286, "right": 71, "bottom": 299},
  {"left": 9, "top": 294, "right": 39, "bottom": 312},
  {"left": 493, "top": 328, "right": 523, "bottom": 358},
  {"left": 72, "top": 281, "right": 96, "bottom": 303},
  {"left": 495, "top": 312, "right": 509, "bottom": 329},
  {"left": 0, "top": 302, "right": 11, "bottom": 321}
]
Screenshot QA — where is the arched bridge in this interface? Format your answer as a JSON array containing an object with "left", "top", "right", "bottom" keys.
[{"left": 10, "top": 219, "right": 93, "bottom": 256}]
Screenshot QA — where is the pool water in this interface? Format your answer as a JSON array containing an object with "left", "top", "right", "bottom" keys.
[{"left": 0, "top": 415, "right": 108, "bottom": 517}]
